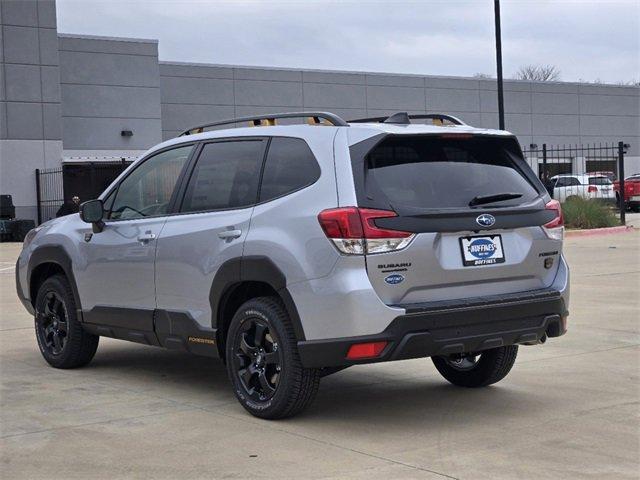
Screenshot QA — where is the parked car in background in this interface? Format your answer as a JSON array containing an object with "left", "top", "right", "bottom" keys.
[
  {"left": 550, "top": 174, "right": 615, "bottom": 203},
  {"left": 614, "top": 174, "right": 640, "bottom": 212}
]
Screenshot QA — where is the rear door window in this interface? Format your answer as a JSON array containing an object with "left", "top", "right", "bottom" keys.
[
  {"left": 364, "top": 135, "right": 540, "bottom": 210},
  {"left": 181, "top": 140, "right": 265, "bottom": 212},
  {"left": 555, "top": 177, "right": 581, "bottom": 187},
  {"left": 259, "top": 137, "right": 320, "bottom": 202},
  {"left": 566, "top": 178, "right": 581, "bottom": 186}
]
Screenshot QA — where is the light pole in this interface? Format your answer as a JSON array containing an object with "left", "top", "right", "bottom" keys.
[{"left": 494, "top": 0, "right": 505, "bottom": 130}]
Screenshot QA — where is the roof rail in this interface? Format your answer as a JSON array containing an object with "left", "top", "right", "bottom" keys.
[
  {"left": 179, "top": 111, "right": 348, "bottom": 136},
  {"left": 348, "top": 112, "right": 467, "bottom": 126}
]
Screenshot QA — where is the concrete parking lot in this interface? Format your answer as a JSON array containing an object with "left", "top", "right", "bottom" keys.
[{"left": 1, "top": 229, "right": 638, "bottom": 480}]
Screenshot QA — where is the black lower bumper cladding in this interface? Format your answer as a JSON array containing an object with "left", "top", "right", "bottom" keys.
[
  {"left": 15, "top": 260, "right": 35, "bottom": 315},
  {"left": 298, "top": 288, "right": 568, "bottom": 368}
]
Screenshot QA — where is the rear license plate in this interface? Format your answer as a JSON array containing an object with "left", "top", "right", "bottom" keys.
[{"left": 459, "top": 235, "right": 505, "bottom": 266}]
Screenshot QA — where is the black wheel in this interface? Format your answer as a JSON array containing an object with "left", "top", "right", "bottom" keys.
[
  {"left": 226, "top": 297, "right": 320, "bottom": 419},
  {"left": 432, "top": 345, "right": 518, "bottom": 388},
  {"left": 34, "top": 274, "right": 99, "bottom": 369}
]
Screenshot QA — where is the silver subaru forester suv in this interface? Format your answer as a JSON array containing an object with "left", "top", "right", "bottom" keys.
[{"left": 16, "top": 111, "right": 569, "bottom": 419}]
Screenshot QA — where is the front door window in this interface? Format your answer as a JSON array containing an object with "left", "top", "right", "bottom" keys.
[{"left": 109, "top": 145, "right": 193, "bottom": 220}]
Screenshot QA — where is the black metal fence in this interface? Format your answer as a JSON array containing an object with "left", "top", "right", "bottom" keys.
[
  {"left": 36, "top": 160, "right": 131, "bottom": 224},
  {"left": 35, "top": 143, "right": 630, "bottom": 226},
  {"left": 35, "top": 166, "right": 63, "bottom": 224},
  {"left": 522, "top": 142, "right": 629, "bottom": 225}
]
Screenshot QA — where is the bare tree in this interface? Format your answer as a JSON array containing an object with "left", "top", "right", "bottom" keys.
[
  {"left": 515, "top": 65, "right": 561, "bottom": 82},
  {"left": 617, "top": 79, "right": 640, "bottom": 86}
]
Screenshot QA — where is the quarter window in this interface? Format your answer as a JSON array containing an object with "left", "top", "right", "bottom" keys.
[
  {"left": 109, "top": 145, "right": 192, "bottom": 220},
  {"left": 181, "top": 140, "right": 265, "bottom": 212},
  {"left": 259, "top": 137, "right": 320, "bottom": 202}
]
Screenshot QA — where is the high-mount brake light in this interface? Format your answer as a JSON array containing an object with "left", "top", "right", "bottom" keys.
[
  {"left": 542, "top": 199, "right": 564, "bottom": 241},
  {"left": 317, "top": 207, "right": 415, "bottom": 255}
]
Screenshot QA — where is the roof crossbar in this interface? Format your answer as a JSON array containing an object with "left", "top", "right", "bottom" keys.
[
  {"left": 179, "top": 111, "right": 348, "bottom": 136},
  {"left": 348, "top": 112, "right": 467, "bottom": 126}
]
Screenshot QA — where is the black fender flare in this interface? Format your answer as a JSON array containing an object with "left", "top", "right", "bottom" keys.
[
  {"left": 210, "top": 256, "right": 306, "bottom": 342},
  {"left": 27, "top": 245, "right": 83, "bottom": 319}
]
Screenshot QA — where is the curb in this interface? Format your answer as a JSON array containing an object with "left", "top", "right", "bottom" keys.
[{"left": 565, "top": 225, "right": 636, "bottom": 238}]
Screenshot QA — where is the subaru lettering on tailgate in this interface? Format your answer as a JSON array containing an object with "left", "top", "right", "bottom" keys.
[{"left": 459, "top": 235, "right": 505, "bottom": 266}]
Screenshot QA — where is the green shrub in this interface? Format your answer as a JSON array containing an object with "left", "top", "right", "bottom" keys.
[{"left": 562, "top": 197, "right": 620, "bottom": 229}]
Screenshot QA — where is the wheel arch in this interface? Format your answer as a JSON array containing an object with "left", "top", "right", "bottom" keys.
[
  {"left": 28, "top": 246, "right": 83, "bottom": 318},
  {"left": 211, "top": 256, "right": 305, "bottom": 359}
]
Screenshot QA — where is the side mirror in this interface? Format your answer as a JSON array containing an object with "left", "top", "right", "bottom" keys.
[{"left": 80, "top": 199, "right": 105, "bottom": 233}]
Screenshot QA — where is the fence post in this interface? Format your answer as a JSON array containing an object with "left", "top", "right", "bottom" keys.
[
  {"left": 618, "top": 142, "right": 625, "bottom": 226},
  {"left": 542, "top": 144, "right": 547, "bottom": 178},
  {"left": 35, "top": 169, "right": 42, "bottom": 225}
]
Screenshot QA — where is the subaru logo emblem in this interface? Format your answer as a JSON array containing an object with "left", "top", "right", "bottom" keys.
[
  {"left": 384, "top": 274, "right": 405, "bottom": 285},
  {"left": 476, "top": 214, "right": 496, "bottom": 227}
]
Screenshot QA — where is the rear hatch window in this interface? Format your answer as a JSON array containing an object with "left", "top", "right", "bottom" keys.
[
  {"left": 350, "top": 134, "right": 552, "bottom": 233},
  {"left": 588, "top": 177, "right": 612, "bottom": 185},
  {"left": 366, "top": 135, "right": 540, "bottom": 210}
]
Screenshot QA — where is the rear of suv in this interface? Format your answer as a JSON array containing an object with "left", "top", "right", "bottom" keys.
[{"left": 16, "top": 112, "right": 569, "bottom": 419}]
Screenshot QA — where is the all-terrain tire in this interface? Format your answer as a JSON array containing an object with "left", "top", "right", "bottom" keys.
[
  {"left": 34, "top": 274, "right": 99, "bottom": 368},
  {"left": 226, "top": 297, "right": 320, "bottom": 419},
  {"left": 432, "top": 345, "right": 519, "bottom": 388}
]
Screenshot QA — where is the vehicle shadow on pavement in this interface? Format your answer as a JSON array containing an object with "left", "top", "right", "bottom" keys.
[
  {"left": 311, "top": 368, "right": 539, "bottom": 426},
  {"left": 83, "top": 345, "right": 233, "bottom": 397},
  {"left": 81, "top": 343, "right": 542, "bottom": 425}
]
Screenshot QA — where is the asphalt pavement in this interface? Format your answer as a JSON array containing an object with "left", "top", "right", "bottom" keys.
[{"left": 1, "top": 229, "right": 638, "bottom": 479}]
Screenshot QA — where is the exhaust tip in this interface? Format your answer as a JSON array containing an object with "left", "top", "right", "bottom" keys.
[{"left": 521, "top": 334, "right": 547, "bottom": 346}]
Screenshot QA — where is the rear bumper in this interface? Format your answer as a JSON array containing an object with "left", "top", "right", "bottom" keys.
[
  {"left": 298, "top": 288, "right": 568, "bottom": 368},
  {"left": 590, "top": 194, "right": 616, "bottom": 203}
]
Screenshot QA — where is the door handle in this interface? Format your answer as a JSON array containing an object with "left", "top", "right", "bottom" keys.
[
  {"left": 218, "top": 229, "right": 242, "bottom": 240},
  {"left": 137, "top": 231, "right": 156, "bottom": 243}
]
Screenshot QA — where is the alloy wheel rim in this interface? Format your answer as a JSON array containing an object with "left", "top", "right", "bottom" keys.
[
  {"left": 37, "top": 291, "right": 69, "bottom": 356},
  {"left": 233, "top": 319, "right": 283, "bottom": 402}
]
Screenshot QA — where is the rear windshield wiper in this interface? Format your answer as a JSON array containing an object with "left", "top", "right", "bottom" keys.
[{"left": 469, "top": 192, "right": 523, "bottom": 207}]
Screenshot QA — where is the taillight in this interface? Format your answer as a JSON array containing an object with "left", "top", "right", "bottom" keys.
[
  {"left": 587, "top": 185, "right": 598, "bottom": 193},
  {"left": 542, "top": 199, "right": 564, "bottom": 241},
  {"left": 318, "top": 207, "right": 415, "bottom": 255},
  {"left": 346, "top": 341, "right": 387, "bottom": 360}
]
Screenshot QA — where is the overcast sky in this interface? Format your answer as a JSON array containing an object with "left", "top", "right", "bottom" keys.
[{"left": 56, "top": 0, "right": 639, "bottom": 84}]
